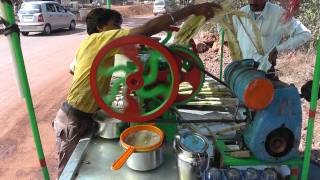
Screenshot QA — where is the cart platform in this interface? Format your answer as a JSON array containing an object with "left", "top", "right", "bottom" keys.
[{"left": 60, "top": 133, "right": 178, "bottom": 180}]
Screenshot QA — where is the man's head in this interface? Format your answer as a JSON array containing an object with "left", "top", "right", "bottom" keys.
[
  {"left": 248, "top": 0, "right": 267, "bottom": 12},
  {"left": 86, "top": 8, "right": 123, "bottom": 35}
]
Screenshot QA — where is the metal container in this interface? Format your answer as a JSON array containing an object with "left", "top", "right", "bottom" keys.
[
  {"left": 204, "top": 167, "right": 223, "bottom": 180},
  {"left": 126, "top": 145, "right": 164, "bottom": 171},
  {"left": 225, "top": 168, "right": 241, "bottom": 180},
  {"left": 174, "top": 132, "right": 209, "bottom": 180},
  {"left": 245, "top": 168, "right": 259, "bottom": 180},
  {"left": 262, "top": 168, "right": 278, "bottom": 180},
  {"left": 92, "top": 110, "right": 129, "bottom": 139}
]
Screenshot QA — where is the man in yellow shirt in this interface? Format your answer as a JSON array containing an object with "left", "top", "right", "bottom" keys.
[{"left": 53, "top": 4, "right": 220, "bottom": 176}]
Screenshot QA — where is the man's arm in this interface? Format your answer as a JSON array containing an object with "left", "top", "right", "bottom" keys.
[
  {"left": 268, "top": 18, "right": 311, "bottom": 65},
  {"left": 276, "top": 18, "right": 312, "bottom": 52},
  {"left": 129, "top": 2, "right": 221, "bottom": 36},
  {"left": 69, "top": 59, "right": 76, "bottom": 75}
]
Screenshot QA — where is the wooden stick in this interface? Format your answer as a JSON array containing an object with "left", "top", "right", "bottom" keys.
[
  {"left": 215, "top": 122, "right": 246, "bottom": 135},
  {"left": 179, "top": 91, "right": 232, "bottom": 95},
  {"left": 193, "top": 97, "right": 238, "bottom": 101},
  {"left": 179, "top": 86, "right": 228, "bottom": 91},
  {"left": 186, "top": 100, "right": 238, "bottom": 107},
  {"left": 229, "top": 150, "right": 251, "bottom": 158}
]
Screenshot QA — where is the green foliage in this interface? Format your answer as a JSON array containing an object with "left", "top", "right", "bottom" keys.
[{"left": 298, "top": 0, "right": 320, "bottom": 46}]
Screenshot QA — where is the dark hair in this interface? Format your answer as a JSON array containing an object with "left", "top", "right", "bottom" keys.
[{"left": 86, "top": 8, "right": 122, "bottom": 35}]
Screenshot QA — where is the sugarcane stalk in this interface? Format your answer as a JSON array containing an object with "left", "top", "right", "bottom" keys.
[
  {"left": 229, "top": 150, "right": 251, "bottom": 158},
  {"left": 180, "top": 87, "right": 229, "bottom": 92},
  {"left": 179, "top": 90, "right": 232, "bottom": 95},
  {"left": 196, "top": 94, "right": 233, "bottom": 98},
  {"left": 179, "top": 86, "right": 229, "bottom": 92},
  {"left": 185, "top": 102, "right": 231, "bottom": 106},
  {"left": 215, "top": 122, "right": 246, "bottom": 135},
  {"left": 193, "top": 97, "right": 238, "bottom": 101}
]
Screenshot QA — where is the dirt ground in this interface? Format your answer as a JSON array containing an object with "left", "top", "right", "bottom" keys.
[{"left": 113, "top": 4, "right": 153, "bottom": 17}]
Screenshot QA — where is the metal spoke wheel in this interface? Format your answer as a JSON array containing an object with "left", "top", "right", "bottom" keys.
[
  {"left": 90, "top": 35, "right": 180, "bottom": 122},
  {"left": 169, "top": 45, "right": 205, "bottom": 105}
]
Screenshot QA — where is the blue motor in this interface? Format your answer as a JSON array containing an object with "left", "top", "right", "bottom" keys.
[
  {"left": 244, "top": 81, "right": 302, "bottom": 162},
  {"left": 224, "top": 60, "right": 274, "bottom": 110}
]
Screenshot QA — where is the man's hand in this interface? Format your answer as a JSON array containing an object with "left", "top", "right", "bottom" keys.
[
  {"left": 268, "top": 47, "right": 278, "bottom": 66},
  {"left": 129, "top": 2, "right": 221, "bottom": 36},
  {"left": 192, "top": 2, "right": 222, "bottom": 19}
]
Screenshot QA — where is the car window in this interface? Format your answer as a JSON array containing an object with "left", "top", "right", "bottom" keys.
[
  {"left": 154, "top": 1, "right": 165, "bottom": 5},
  {"left": 55, "top": 5, "right": 64, "bottom": 13},
  {"left": 18, "top": 3, "right": 42, "bottom": 14},
  {"left": 46, "top": 4, "right": 56, "bottom": 12}
]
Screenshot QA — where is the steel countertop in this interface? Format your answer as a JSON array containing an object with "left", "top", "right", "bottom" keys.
[{"left": 70, "top": 137, "right": 179, "bottom": 180}]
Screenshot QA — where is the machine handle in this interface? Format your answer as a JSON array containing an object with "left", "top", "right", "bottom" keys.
[
  {"left": 173, "top": 134, "right": 181, "bottom": 152},
  {"left": 111, "top": 146, "right": 135, "bottom": 170},
  {"left": 301, "top": 80, "right": 320, "bottom": 102}
]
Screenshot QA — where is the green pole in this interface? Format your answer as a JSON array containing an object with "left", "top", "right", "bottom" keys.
[
  {"left": 1, "top": 1, "right": 50, "bottom": 180},
  {"left": 301, "top": 38, "right": 320, "bottom": 180},
  {"left": 106, "top": 0, "right": 111, "bottom": 9},
  {"left": 219, "top": 28, "right": 225, "bottom": 80}
]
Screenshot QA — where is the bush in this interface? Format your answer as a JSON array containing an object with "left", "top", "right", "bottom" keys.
[{"left": 298, "top": 0, "right": 320, "bottom": 46}]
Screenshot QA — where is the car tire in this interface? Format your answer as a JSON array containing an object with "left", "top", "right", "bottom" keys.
[
  {"left": 43, "top": 24, "right": 51, "bottom": 35},
  {"left": 69, "top": 20, "right": 76, "bottom": 30},
  {"left": 21, "top": 32, "right": 29, "bottom": 36}
]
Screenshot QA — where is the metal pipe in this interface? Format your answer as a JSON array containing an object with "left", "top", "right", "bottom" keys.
[
  {"left": 1, "top": 1, "right": 50, "bottom": 179},
  {"left": 106, "top": 0, "right": 111, "bottom": 9},
  {"left": 301, "top": 39, "right": 320, "bottom": 180},
  {"left": 219, "top": 28, "right": 225, "bottom": 80}
]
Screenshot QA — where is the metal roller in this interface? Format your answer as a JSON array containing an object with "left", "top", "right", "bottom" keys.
[{"left": 224, "top": 59, "right": 274, "bottom": 110}]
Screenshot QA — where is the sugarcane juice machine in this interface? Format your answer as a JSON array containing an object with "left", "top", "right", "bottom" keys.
[
  {"left": 89, "top": 30, "right": 304, "bottom": 174},
  {"left": 89, "top": 28, "right": 203, "bottom": 141}
]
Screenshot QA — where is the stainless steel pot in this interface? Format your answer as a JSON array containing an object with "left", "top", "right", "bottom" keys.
[
  {"left": 92, "top": 110, "right": 129, "bottom": 139},
  {"left": 126, "top": 145, "right": 164, "bottom": 171},
  {"left": 174, "top": 132, "right": 209, "bottom": 180},
  {"left": 111, "top": 125, "right": 165, "bottom": 171}
]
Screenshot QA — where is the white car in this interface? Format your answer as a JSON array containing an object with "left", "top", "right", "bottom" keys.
[
  {"left": 18, "top": 1, "right": 76, "bottom": 35},
  {"left": 153, "top": 0, "right": 177, "bottom": 16}
]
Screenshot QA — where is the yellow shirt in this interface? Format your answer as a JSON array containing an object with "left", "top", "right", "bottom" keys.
[{"left": 67, "top": 29, "right": 130, "bottom": 113}]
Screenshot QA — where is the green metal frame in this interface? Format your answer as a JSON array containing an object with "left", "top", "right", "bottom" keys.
[
  {"left": 301, "top": 39, "right": 320, "bottom": 180},
  {"left": 106, "top": 0, "right": 111, "bottom": 9},
  {"left": 0, "top": 1, "right": 50, "bottom": 179}
]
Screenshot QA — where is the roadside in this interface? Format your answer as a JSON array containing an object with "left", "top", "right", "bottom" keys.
[{"left": 0, "top": 5, "right": 152, "bottom": 179}]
